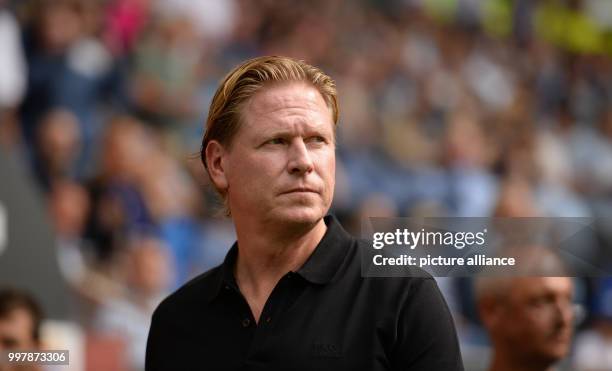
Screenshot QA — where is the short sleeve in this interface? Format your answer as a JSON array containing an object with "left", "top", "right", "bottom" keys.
[
  {"left": 145, "top": 301, "right": 177, "bottom": 371},
  {"left": 391, "top": 278, "right": 464, "bottom": 371}
]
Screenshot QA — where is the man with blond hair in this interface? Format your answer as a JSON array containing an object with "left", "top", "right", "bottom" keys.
[{"left": 145, "top": 56, "right": 463, "bottom": 370}]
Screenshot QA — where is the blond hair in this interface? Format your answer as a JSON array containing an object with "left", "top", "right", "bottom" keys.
[{"left": 200, "top": 56, "right": 338, "bottom": 170}]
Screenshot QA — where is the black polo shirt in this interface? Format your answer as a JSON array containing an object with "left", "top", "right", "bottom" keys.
[{"left": 146, "top": 215, "right": 464, "bottom": 371}]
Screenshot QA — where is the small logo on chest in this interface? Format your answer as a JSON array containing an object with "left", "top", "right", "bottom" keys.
[{"left": 311, "top": 343, "right": 342, "bottom": 358}]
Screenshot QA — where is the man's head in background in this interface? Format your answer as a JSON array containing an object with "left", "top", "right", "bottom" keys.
[
  {"left": 123, "top": 234, "right": 173, "bottom": 299},
  {"left": 475, "top": 246, "right": 575, "bottom": 371},
  {"left": 200, "top": 56, "right": 338, "bottom": 227},
  {"left": 0, "top": 289, "right": 42, "bottom": 350}
]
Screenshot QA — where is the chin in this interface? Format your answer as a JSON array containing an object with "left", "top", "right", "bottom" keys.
[
  {"left": 537, "top": 346, "right": 569, "bottom": 364},
  {"left": 549, "top": 345, "right": 570, "bottom": 359},
  {"left": 274, "top": 205, "right": 326, "bottom": 226}
]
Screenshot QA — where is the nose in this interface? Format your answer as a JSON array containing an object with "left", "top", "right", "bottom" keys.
[
  {"left": 553, "top": 299, "right": 574, "bottom": 328},
  {"left": 287, "top": 139, "right": 314, "bottom": 175}
]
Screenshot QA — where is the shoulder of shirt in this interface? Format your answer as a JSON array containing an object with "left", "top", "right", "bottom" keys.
[
  {"left": 153, "top": 265, "right": 222, "bottom": 315},
  {"left": 333, "top": 237, "right": 443, "bottom": 308}
]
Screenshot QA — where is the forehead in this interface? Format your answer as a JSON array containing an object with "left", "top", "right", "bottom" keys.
[
  {"left": 0, "top": 309, "right": 34, "bottom": 338},
  {"left": 511, "top": 277, "right": 573, "bottom": 300},
  {"left": 240, "top": 82, "right": 334, "bottom": 132}
]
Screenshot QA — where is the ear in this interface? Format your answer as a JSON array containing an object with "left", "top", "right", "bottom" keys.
[
  {"left": 478, "top": 296, "right": 503, "bottom": 330},
  {"left": 205, "top": 140, "right": 229, "bottom": 193}
]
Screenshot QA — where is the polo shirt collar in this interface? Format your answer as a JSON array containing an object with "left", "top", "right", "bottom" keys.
[
  {"left": 208, "top": 214, "right": 352, "bottom": 302},
  {"left": 295, "top": 214, "right": 352, "bottom": 284}
]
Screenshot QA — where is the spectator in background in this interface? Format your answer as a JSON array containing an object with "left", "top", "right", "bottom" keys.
[
  {"left": 441, "top": 107, "right": 498, "bottom": 217},
  {"left": 476, "top": 251, "right": 575, "bottom": 371},
  {"left": 0, "top": 288, "right": 42, "bottom": 371},
  {"left": 86, "top": 115, "right": 202, "bottom": 286},
  {"left": 0, "top": 0, "right": 26, "bottom": 151},
  {"left": 476, "top": 276, "right": 575, "bottom": 371},
  {"left": 49, "top": 179, "right": 124, "bottom": 325},
  {"left": 86, "top": 116, "right": 157, "bottom": 261},
  {"left": 49, "top": 180, "right": 91, "bottom": 288},
  {"left": 573, "top": 277, "right": 612, "bottom": 371},
  {"left": 93, "top": 234, "right": 172, "bottom": 371},
  {"left": 103, "top": 0, "right": 152, "bottom": 57},
  {"left": 129, "top": 14, "right": 202, "bottom": 131},
  {"left": 34, "top": 109, "right": 81, "bottom": 190},
  {"left": 19, "top": 0, "right": 115, "bottom": 179},
  {"left": 493, "top": 176, "right": 540, "bottom": 217}
]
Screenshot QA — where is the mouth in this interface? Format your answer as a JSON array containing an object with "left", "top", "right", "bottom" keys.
[
  {"left": 281, "top": 188, "right": 319, "bottom": 195},
  {"left": 549, "top": 331, "right": 572, "bottom": 343}
]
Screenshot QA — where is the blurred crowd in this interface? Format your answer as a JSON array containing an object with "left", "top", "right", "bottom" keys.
[{"left": 2, "top": 0, "right": 612, "bottom": 370}]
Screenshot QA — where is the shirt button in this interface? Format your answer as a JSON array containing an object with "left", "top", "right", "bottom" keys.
[
  {"left": 242, "top": 318, "right": 250, "bottom": 327},
  {"left": 224, "top": 285, "right": 231, "bottom": 290},
  {"left": 265, "top": 316, "right": 272, "bottom": 323}
]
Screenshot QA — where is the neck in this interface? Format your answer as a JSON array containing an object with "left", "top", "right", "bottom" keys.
[
  {"left": 235, "top": 217, "right": 327, "bottom": 281},
  {"left": 232, "top": 216, "right": 328, "bottom": 321},
  {"left": 489, "top": 350, "right": 556, "bottom": 371}
]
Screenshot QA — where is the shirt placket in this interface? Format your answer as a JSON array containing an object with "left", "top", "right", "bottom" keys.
[{"left": 239, "top": 272, "right": 301, "bottom": 369}]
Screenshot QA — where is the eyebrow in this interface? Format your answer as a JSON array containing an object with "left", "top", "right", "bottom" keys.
[
  {"left": 258, "top": 121, "right": 333, "bottom": 136},
  {"left": 1, "top": 336, "right": 18, "bottom": 346}
]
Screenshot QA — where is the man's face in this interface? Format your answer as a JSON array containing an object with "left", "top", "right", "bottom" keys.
[
  {"left": 0, "top": 309, "right": 38, "bottom": 371},
  {"left": 499, "top": 277, "right": 574, "bottom": 364},
  {"left": 0, "top": 308, "right": 37, "bottom": 350},
  {"left": 222, "top": 82, "right": 335, "bottom": 226}
]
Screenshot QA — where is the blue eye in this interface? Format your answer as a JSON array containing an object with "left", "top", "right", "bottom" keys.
[
  {"left": 267, "top": 138, "right": 286, "bottom": 145},
  {"left": 308, "top": 136, "right": 326, "bottom": 143}
]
